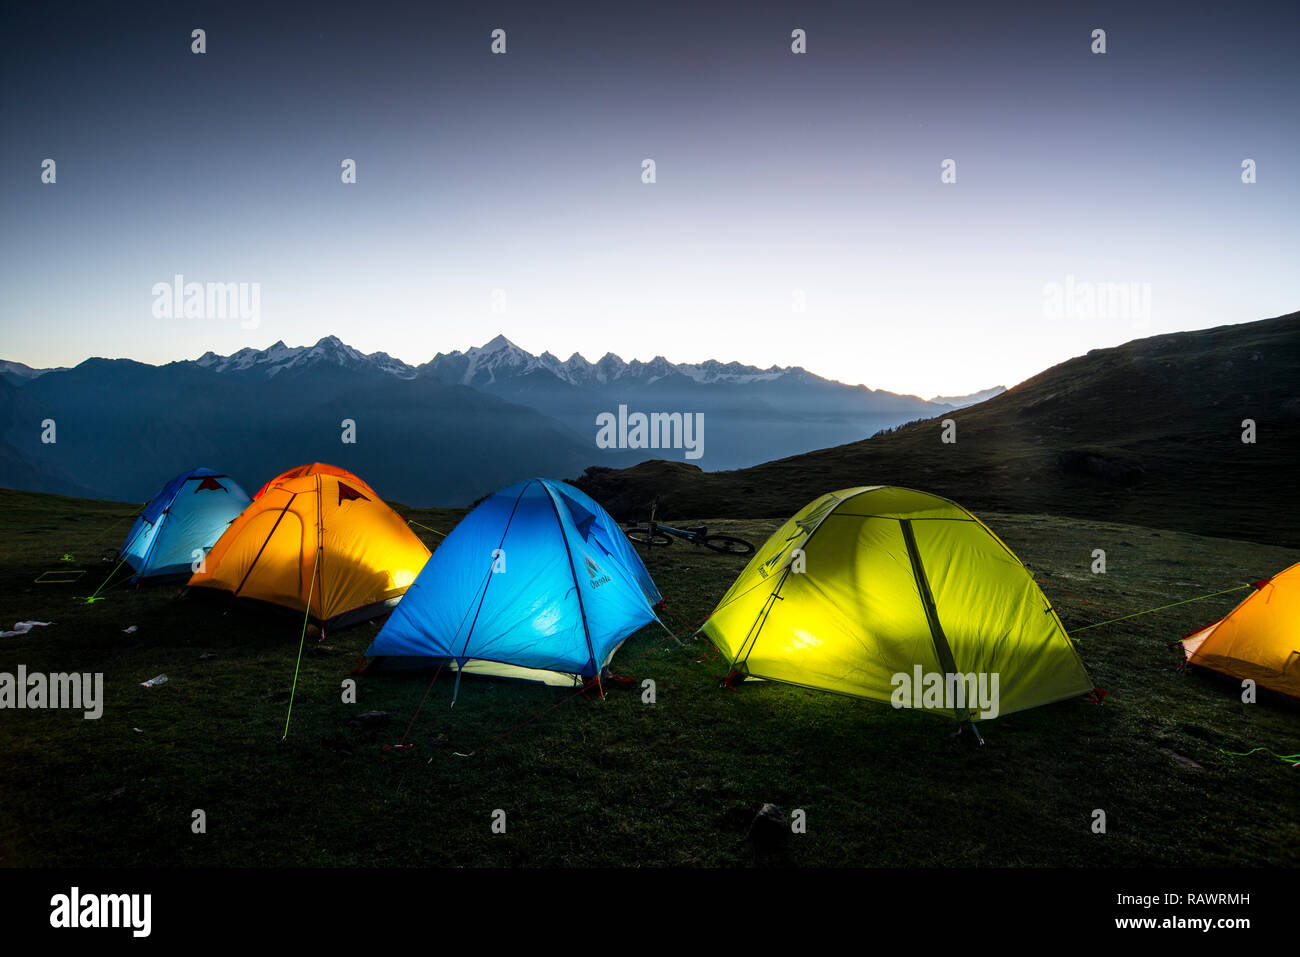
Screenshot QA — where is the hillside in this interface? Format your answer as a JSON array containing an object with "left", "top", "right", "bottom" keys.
[{"left": 574, "top": 312, "right": 1300, "bottom": 548}]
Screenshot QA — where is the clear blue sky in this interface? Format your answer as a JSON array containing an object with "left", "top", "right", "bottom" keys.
[{"left": 2, "top": 0, "right": 1296, "bottom": 396}]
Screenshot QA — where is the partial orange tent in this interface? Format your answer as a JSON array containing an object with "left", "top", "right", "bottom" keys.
[
  {"left": 253, "top": 462, "right": 378, "bottom": 501},
  {"left": 189, "top": 471, "right": 430, "bottom": 629},
  {"left": 1182, "top": 562, "right": 1300, "bottom": 698}
]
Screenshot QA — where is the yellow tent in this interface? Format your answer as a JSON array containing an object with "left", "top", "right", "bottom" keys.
[
  {"left": 699, "top": 486, "right": 1093, "bottom": 721},
  {"left": 188, "top": 471, "right": 430, "bottom": 629},
  {"left": 1183, "top": 562, "right": 1300, "bottom": 698}
]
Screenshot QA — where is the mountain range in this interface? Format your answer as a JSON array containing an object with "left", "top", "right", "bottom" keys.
[
  {"left": 574, "top": 311, "right": 1300, "bottom": 548},
  {"left": 0, "top": 336, "right": 990, "bottom": 506},
  {"left": 186, "top": 333, "right": 997, "bottom": 403}
]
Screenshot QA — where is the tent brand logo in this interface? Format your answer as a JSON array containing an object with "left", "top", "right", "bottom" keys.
[
  {"left": 760, "top": 529, "right": 807, "bottom": 578},
  {"left": 594, "top": 405, "right": 704, "bottom": 460},
  {"left": 583, "top": 555, "right": 612, "bottom": 588},
  {"left": 0, "top": 666, "right": 103, "bottom": 719},
  {"left": 890, "top": 666, "right": 1000, "bottom": 720},
  {"left": 150, "top": 273, "right": 261, "bottom": 329},
  {"left": 49, "top": 887, "right": 151, "bottom": 937},
  {"left": 759, "top": 552, "right": 783, "bottom": 578}
]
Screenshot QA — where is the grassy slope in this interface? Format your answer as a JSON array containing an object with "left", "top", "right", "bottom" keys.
[
  {"left": 575, "top": 312, "right": 1300, "bottom": 548},
  {"left": 1, "top": 489, "right": 1297, "bottom": 867}
]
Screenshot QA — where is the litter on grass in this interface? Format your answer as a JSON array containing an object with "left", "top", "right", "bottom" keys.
[{"left": 0, "top": 621, "right": 53, "bottom": 638}]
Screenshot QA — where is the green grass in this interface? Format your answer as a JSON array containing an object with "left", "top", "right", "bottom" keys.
[{"left": 1, "top": 488, "right": 1297, "bottom": 867}]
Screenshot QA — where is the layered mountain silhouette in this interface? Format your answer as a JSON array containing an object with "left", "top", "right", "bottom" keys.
[
  {"left": 575, "top": 312, "right": 1300, "bottom": 548},
  {"left": 1, "top": 357, "right": 598, "bottom": 506},
  {"left": 8, "top": 315, "right": 1295, "bottom": 541},
  {"left": 0, "top": 335, "right": 970, "bottom": 505},
  {"left": 418, "top": 335, "right": 971, "bottom": 470}
]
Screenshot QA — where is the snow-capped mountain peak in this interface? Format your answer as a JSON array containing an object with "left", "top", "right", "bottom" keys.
[
  {"left": 435, "top": 334, "right": 546, "bottom": 386},
  {"left": 179, "top": 335, "right": 988, "bottom": 412},
  {"left": 470, "top": 333, "right": 517, "bottom": 355},
  {"left": 193, "top": 336, "right": 417, "bottom": 378}
]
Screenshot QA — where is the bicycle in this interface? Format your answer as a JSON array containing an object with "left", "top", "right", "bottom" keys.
[{"left": 624, "top": 504, "right": 755, "bottom": 556}]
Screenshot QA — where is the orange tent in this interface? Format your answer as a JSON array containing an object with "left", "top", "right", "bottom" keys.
[
  {"left": 189, "top": 471, "right": 430, "bottom": 629},
  {"left": 253, "top": 462, "right": 378, "bottom": 500},
  {"left": 1183, "top": 562, "right": 1300, "bottom": 698}
]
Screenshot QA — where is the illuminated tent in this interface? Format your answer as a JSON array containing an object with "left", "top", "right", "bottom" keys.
[
  {"left": 365, "top": 478, "right": 662, "bottom": 688},
  {"left": 188, "top": 471, "right": 430, "bottom": 629},
  {"left": 1182, "top": 562, "right": 1300, "bottom": 698},
  {"left": 120, "top": 467, "right": 250, "bottom": 582},
  {"left": 699, "top": 486, "right": 1093, "bottom": 721},
  {"left": 253, "top": 462, "right": 377, "bottom": 500}
]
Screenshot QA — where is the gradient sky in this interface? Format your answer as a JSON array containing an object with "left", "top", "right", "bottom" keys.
[{"left": 2, "top": 0, "right": 1297, "bottom": 397}]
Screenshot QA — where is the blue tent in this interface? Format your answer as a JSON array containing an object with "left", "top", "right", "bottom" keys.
[
  {"left": 366, "top": 478, "right": 662, "bottom": 688},
  {"left": 120, "top": 468, "right": 251, "bottom": 581}
]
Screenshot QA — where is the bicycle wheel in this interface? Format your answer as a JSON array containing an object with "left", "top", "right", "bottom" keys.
[
  {"left": 626, "top": 526, "right": 673, "bottom": 547},
  {"left": 703, "top": 534, "right": 755, "bottom": 556}
]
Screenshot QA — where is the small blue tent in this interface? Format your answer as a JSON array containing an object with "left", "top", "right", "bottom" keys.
[
  {"left": 366, "top": 478, "right": 662, "bottom": 688},
  {"left": 120, "top": 468, "right": 251, "bottom": 581}
]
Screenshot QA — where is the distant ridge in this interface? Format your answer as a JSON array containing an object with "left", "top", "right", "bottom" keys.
[
  {"left": 929, "top": 386, "right": 1007, "bottom": 409},
  {"left": 12, "top": 332, "right": 991, "bottom": 402},
  {"left": 194, "top": 335, "right": 418, "bottom": 379},
  {"left": 3, "top": 335, "right": 981, "bottom": 480},
  {"left": 574, "top": 312, "right": 1300, "bottom": 548}
]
